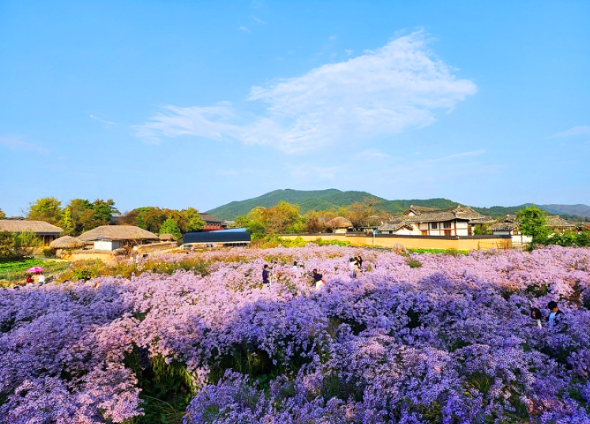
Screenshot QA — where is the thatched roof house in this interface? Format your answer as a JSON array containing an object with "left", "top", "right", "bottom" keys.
[
  {"left": 50, "top": 236, "right": 85, "bottom": 249},
  {"left": 78, "top": 225, "right": 158, "bottom": 251},
  {"left": 78, "top": 225, "right": 158, "bottom": 242},
  {"left": 159, "top": 233, "right": 175, "bottom": 241},
  {"left": 0, "top": 219, "right": 63, "bottom": 245},
  {"left": 326, "top": 217, "right": 353, "bottom": 233}
]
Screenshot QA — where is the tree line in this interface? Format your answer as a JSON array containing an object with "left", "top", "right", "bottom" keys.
[
  {"left": 0, "top": 198, "right": 205, "bottom": 240},
  {"left": 235, "top": 198, "right": 390, "bottom": 240}
]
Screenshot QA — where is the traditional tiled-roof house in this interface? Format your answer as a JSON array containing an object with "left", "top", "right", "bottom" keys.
[
  {"left": 199, "top": 213, "right": 226, "bottom": 231},
  {"left": 0, "top": 219, "right": 63, "bottom": 245},
  {"left": 490, "top": 214, "right": 576, "bottom": 246},
  {"left": 377, "top": 205, "right": 491, "bottom": 236}
]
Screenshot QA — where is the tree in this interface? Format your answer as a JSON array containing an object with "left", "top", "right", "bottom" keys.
[
  {"left": 184, "top": 208, "right": 205, "bottom": 232},
  {"left": 0, "top": 231, "right": 40, "bottom": 259},
  {"left": 67, "top": 199, "right": 95, "bottom": 234},
  {"left": 263, "top": 201, "right": 303, "bottom": 235},
  {"left": 28, "top": 197, "right": 62, "bottom": 225},
  {"left": 517, "top": 205, "right": 549, "bottom": 249},
  {"left": 0, "top": 208, "right": 5, "bottom": 219},
  {"left": 60, "top": 207, "right": 74, "bottom": 235},
  {"left": 92, "top": 199, "right": 119, "bottom": 225},
  {"left": 159, "top": 218, "right": 182, "bottom": 240}
]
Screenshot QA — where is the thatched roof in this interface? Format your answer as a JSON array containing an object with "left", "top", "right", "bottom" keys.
[
  {"left": 159, "top": 233, "right": 175, "bottom": 241},
  {"left": 78, "top": 225, "right": 158, "bottom": 241},
  {"left": 50, "top": 236, "right": 86, "bottom": 249},
  {"left": 0, "top": 220, "right": 62, "bottom": 235},
  {"left": 326, "top": 217, "right": 353, "bottom": 228}
]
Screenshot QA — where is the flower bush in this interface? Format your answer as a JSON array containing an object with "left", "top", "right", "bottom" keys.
[{"left": 0, "top": 245, "right": 589, "bottom": 423}]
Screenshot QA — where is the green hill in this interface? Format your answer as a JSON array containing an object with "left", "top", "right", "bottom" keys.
[
  {"left": 207, "top": 189, "right": 384, "bottom": 220},
  {"left": 206, "top": 189, "right": 588, "bottom": 222}
]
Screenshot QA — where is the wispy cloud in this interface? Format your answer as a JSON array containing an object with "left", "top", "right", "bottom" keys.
[
  {"left": 90, "top": 114, "right": 115, "bottom": 127},
  {"left": 216, "top": 169, "right": 239, "bottom": 176},
  {"left": 0, "top": 137, "right": 47, "bottom": 154},
  {"left": 553, "top": 126, "right": 590, "bottom": 137},
  {"left": 357, "top": 149, "right": 390, "bottom": 160},
  {"left": 134, "top": 31, "right": 476, "bottom": 153},
  {"left": 426, "top": 149, "right": 486, "bottom": 163},
  {"left": 238, "top": 26, "right": 251, "bottom": 33},
  {"left": 345, "top": 49, "right": 354, "bottom": 56},
  {"left": 251, "top": 15, "right": 266, "bottom": 24}
]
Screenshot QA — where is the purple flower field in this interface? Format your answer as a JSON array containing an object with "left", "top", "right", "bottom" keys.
[{"left": 1, "top": 246, "right": 590, "bottom": 423}]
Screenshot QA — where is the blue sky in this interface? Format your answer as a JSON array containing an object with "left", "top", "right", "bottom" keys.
[{"left": 1, "top": 0, "right": 589, "bottom": 216}]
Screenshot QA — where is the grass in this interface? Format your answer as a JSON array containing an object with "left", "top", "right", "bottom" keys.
[
  {"left": 0, "top": 257, "right": 70, "bottom": 286},
  {"left": 408, "top": 248, "right": 469, "bottom": 256}
]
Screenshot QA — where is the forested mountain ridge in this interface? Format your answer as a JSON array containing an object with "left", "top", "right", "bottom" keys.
[{"left": 206, "top": 189, "right": 587, "bottom": 221}]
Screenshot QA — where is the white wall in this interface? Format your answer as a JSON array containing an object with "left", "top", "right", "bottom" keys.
[{"left": 94, "top": 240, "right": 122, "bottom": 251}]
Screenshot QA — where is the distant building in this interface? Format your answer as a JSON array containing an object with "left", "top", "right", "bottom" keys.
[
  {"left": 78, "top": 225, "right": 159, "bottom": 251},
  {"left": 326, "top": 217, "right": 353, "bottom": 234},
  {"left": 376, "top": 205, "right": 491, "bottom": 237},
  {"left": 182, "top": 229, "right": 251, "bottom": 248},
  {"left": 490, "top": 214, "right": 576, "bottom": 246},
  {"left": 0, "top": 219, "right": 63, "bottom": 245},
  {"left": 199, "top": 213, "right": 226, "bottom": 231}
]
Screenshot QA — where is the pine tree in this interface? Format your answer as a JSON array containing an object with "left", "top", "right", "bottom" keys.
[{"left": 60, "top": 207, "right": 75, "bottom": 235}]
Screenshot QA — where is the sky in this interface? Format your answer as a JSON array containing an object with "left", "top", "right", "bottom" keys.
[{"left": 1, "top": 0, "right": 589, "bottom": 216}]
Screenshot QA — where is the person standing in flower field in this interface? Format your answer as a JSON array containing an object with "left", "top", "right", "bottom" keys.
[
  {"left": 37, "top": 272, "right": 45, "bottom": 286},
  {"left": 262, "top": 264, "right": 270, "bottom": 285},
  {"left": 547, "top": 301, "right": 564, "bottom": 331},
  {"left": 349, "top": 258, "right": 357, "bottom": 278}
]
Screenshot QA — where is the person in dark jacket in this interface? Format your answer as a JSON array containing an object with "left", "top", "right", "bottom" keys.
[
  {"left": 546, "top": 301, "right": 564, "bottom": 331},
  {"left": 262, "top": 265, "right": 269, "bottom": 285}
]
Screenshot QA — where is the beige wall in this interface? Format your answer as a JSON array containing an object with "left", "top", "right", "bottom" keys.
[{"left": 280, "top": 234, "right": 511, "bottom": 250}]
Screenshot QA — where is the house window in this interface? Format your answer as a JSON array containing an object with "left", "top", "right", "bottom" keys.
[
  {"left": 431, "top": 223, "right": 438, "bottom": 229},
  {"left": 444, "top": 230, "right": 452, "bottom": 236},
  {"left": 443, "top": 222, "right": 452, "bottom": 229}
]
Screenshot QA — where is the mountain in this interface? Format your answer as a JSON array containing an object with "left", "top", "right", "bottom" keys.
[
  {"left": 207, "top": 189, "right": 384, "bottom": 220},
  {"left": 539, "top": 204, "right": 590, "bottom": 217},
  {"left": 206, "top": 189, "right": 589, "bottom": 221}
]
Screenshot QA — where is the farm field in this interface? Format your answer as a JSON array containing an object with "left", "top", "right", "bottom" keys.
[{"left": 1, "top": 246, "right": 589, "bottom": 423}]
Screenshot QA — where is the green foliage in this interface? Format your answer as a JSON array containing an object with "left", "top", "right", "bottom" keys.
[
  {"left": 60, "top": 207, "right": 74, "bottom": 235},
  {"left": 0, "top": 208, "right": 5, "bottom": 219},
  {"left": 125, "top": 348, "right": 195, "bottom": 424},
  {"left": 543, "top": 231, "right": 590, "bottom": 247},
  {"left": 407, "top": 248, "right": 469, "bottom": 255},
  {"left": 0, "top": 231, "right": 40, "bottom": 259},
  {"left": 28, "top": 197, "right": 62, "bottom": 225},
  {"left": 517, "top": 205, "right": 549, "bottom": 248},
  {"left": 159, "top": 218, "right": 182, "bottom": 240},
  {"left": 406, "top": 257, "right": 423, "bottom": 268},
  {"left": 184, "top": 207, "right": 205, "bottom": 232},
  {"left": 235, "top": 202, "right": 304, "bottom": 238}
]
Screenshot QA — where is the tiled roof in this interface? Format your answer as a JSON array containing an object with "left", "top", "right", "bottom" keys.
[
  {"left": 199, "top": 213, "right": 224, "bottom": 224},
  {"left": 379, "top": 206, "right": 490, "bottom": 231},
  {"left": 490, "top": 214, "right": 576, "bottom": 232}
]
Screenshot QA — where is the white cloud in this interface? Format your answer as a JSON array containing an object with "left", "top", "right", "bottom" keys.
[
  {"left": 90, "top": 114, "right": 115, "bottom": 126},
  {"left": 553, "top": 126, "right": 590, "bottom": 137},
  {"left": 345, "top": 49, "right": 354, "bottom": 56},
  {"left": 426, "top": 149, "right": 485, "bottom": 163},
  {"left": 357, "top": 149, "right": 390, "bottom": 160},
  {"left": 134, "top": 31, "right": 476, "bottom": 153},
  {"left": 251, "top": 15, "right": 266, "bottom": 24},
  {"left": 0, "top": 137, "right": 47, "bottom": 154},
  {"left": 238, "top": 26, "right": 251, "bottom": 32}
]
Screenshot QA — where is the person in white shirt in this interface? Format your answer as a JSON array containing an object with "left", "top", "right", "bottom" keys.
[{"left": 38, "top": 273, "right": 45, "bottom": 286}]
